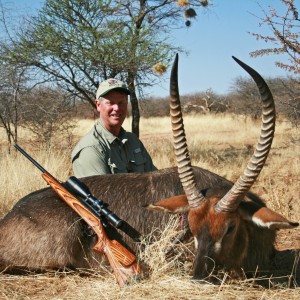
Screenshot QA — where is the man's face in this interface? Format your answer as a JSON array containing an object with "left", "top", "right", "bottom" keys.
[{"left": 96, "top": 90, "right": 128, "bottom": 134}]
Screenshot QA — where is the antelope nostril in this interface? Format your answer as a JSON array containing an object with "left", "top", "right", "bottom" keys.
[{"left": 193, "top": 256, "right": 216, "bottom": 279}]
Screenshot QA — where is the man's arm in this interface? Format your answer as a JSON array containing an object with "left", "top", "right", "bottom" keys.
[{"left": 72, "top": 146, "right": 110, "bottom": 177}]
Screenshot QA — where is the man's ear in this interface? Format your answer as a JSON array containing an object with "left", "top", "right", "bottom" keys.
[
  {"left": 95, "top": 99, "right": 101, "bottom": 112},
  {"left": 145, "top": 194, "right": 189, "bottom": 214},
  {"left": 239, "top": 201, "right": 299, "bottom": 230}
]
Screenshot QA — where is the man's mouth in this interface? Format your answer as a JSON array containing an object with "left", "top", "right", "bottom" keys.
[{"left": 110, "top": 114, "right": 121, "bottom": 119}]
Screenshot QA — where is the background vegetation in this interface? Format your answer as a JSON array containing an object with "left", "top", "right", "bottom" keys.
[{"left": 1, "top": 0, "right": 299, "bottom": 140}]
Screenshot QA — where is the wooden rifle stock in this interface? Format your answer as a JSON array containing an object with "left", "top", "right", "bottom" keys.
[{"left": 42, "top": 173, "right": 141, "bottom": 287}]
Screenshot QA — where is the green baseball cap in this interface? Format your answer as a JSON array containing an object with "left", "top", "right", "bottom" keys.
[{"left": 96, "top": 78, "right": 131, "bottom": 99}]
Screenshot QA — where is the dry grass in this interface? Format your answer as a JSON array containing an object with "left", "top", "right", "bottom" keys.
[
  {"left": 0, "top": 114, "right": 299, "bottom": 299},
  {"left": 2, "top": 274, "right": 300, "bottom": 300}
]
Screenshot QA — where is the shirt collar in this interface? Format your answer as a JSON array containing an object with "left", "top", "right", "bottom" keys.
[{"left": 95, "top": 120, "right": 128, "bottom": 144}]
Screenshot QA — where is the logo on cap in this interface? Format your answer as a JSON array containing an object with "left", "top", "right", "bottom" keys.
[{"left": 107, "top": 79, "right": 119, "bottom": 86}]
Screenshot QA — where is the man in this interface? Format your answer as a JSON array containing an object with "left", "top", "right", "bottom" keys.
[{"left": 72, "top": 78, "right": 156, "bottom": 178}]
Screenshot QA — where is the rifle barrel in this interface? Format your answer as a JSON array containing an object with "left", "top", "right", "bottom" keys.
[{"left": 14, "top": 144, "right": 49, "bottom": 174}]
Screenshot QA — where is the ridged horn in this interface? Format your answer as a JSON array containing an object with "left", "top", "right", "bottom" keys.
[
  {"left": 170, "top": 54, "right": 206, "bottom": 208},
  {"left": 215, "top": 56, "right": 276, "bottom": 213}
]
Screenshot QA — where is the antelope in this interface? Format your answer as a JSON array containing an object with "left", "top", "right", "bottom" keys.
[
  {"left": 0, "top": 55, "right": 298, "bottom": 282},
  {"left": 148, "top": 54, "right": 299, "bottom": 279}
]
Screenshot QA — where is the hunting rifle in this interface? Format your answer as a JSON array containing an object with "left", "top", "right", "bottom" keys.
[{"left": 14, "top": 144, "right": 141, "bottom": 288}]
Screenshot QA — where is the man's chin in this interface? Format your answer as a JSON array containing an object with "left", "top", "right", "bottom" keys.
[{"left": 109, "top": 119, "right": 122, "bottom": 126}]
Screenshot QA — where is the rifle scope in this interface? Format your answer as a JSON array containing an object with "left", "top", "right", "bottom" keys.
[{"left": 65, "top": 176, "right": 123, "bottom": 228}]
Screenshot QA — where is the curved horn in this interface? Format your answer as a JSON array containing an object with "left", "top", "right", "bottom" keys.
[
  {"left": 170, "top": 54, "right": 206, "bottom": 208},
  {"left": 215, "top": 56, "right": 276, "bottom": 213}
]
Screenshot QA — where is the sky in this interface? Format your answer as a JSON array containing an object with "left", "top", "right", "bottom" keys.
[{"left": 3, "top": 0, "right": 294, "bottom": 97}]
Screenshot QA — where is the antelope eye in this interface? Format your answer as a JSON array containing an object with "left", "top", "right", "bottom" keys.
[{"left": 226, "top": 224, "right": 236, "bottom": 236}]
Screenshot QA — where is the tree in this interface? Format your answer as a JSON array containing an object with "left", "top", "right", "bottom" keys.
[
  {"left": 264, "top": 76, "right": 300, "bottom": 126},
  {"left": 21, "top": 87, "right": 76, "bottom": 150},
  {"left": 228, "top": 76, "right": 265, "bottom": 118},
  {"left": 250, "top": 0, "right": 300, "bottom": 74},
  {"left": 0, "top": 63, "right": 27, "bottom": 153},
  {"left": 0, "top": 0, "right": 211, "bottom": 136},
  {"left": 250, "top": 0, "right": 299, "bottom": 124}
]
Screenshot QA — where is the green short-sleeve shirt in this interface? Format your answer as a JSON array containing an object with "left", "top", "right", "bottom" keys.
[{"left": 71, "top": 120, "right": 156, "bottom": 177}]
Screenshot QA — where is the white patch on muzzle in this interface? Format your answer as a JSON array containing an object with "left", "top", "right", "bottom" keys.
[
  {"left": 194, "top": 237, "right": 198, "bottom": 249},
  {"left": 214, "top": 240, "right": 222, "bottom": 254}
]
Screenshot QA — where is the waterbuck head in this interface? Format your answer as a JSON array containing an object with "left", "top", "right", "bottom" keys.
[{"left": 148, "top": 54, "right": 299, "bottom": 279}]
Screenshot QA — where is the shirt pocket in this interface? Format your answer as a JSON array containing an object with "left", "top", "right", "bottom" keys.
[{"left": 129, "top": 149, "right": 147, "bottom": 172}]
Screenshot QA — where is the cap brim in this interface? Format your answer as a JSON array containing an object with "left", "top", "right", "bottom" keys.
[{"left": 100, "top": 87, "right": 131, "bottom": 97}]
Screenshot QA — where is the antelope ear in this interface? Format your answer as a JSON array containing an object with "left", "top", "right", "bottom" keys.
[
  {"left": 239, "top": 201, "right": 299, "bottom": 230},
  {"left": 145, "top": 194, "right": 189, "bottom": 214}
]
